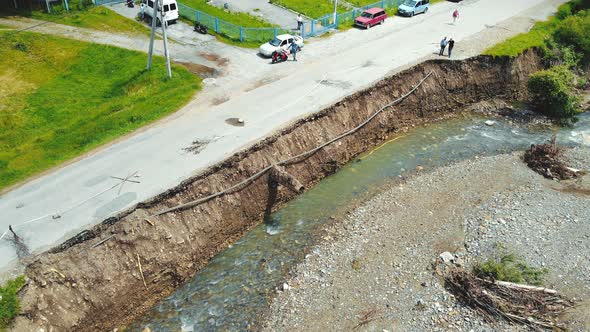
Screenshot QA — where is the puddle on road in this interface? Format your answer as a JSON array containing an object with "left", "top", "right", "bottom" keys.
[
  {"left": 225, "top": 117, "right": 245, "bottom": 127},
  {"left": 199, "top": 52, "right": 229, "bottom": 67},
  {"left": 176, "top": 62, "right": 219, "bottom": 78}
]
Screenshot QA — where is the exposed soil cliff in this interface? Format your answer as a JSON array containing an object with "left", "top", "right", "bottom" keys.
[{"left": 11, "top": 50, "right": 543, "bottom": 331}]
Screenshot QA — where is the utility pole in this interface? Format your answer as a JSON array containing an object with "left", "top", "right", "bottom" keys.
[
  {"left": 161, "top": 13, "right": 172, "bottom": 78},
  {"left": 146, "top": 0, "right": 172, "bottom": 78},
  {"left": 333, "top": 0, "right": 338, "bottom": 25},
  {"left": 147, "top": 0, "right": 159, "bottom": 70}
]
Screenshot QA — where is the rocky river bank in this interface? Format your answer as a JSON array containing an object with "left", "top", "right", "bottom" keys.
[{"left": 261, "top": 147, "right": 590, "bottom": 331}]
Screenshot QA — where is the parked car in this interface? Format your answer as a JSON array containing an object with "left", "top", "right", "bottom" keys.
[
  {"left": 397, "top": 0, "right": 430, "bottom": 17},
  {"left": 354, "top": 7, "right": 387, "bottom": 29},
  {"left": 143, "top": 0, "right": 179, "bottom": 24},
  {"left": 259, "top": 34, "right": 304, "bottom": 57}
]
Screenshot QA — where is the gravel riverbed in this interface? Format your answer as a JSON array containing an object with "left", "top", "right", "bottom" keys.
[{"left": 261, "top": 147, "right": 590, "bottom": 332}]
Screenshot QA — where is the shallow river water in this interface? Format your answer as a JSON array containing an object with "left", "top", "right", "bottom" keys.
[{"left": 130, "top": 113, "right": 590, "bottom": 331}]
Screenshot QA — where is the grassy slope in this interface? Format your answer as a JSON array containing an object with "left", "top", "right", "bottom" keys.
[
  {"left": 483, "top": 18, "right": 558, "bottom": 57},
  {"left": 0, "top": 31, "right": 200, "bottom": 190},
  {"left": 2, "top": 4, "right": 150, "bottom": 36},
  {"left": 482, "top": 0, "right": 590, "bottom": 57},
  {"left": 0, "top": 276, "right": 26, "bottom": 329},
  {"left": 31, "top": 6, "right": 149, "bottom": 35},
  {"left": 269, "top": 0, "right": 348, "bottom": 19},
  {"left": 180, "top": 0, "right": 274, "bottom": 27}
]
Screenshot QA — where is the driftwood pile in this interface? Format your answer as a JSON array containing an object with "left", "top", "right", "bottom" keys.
[
  {"left": 523, "top": 135, "right": 583, "bottom": 180},
  {"left": 445, "top": 269, "right": 575, "bottom": 331}
]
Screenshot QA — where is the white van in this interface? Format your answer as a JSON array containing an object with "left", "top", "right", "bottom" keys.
[{"left": 142, "top": 0, "right": 179, "bottom": 24}]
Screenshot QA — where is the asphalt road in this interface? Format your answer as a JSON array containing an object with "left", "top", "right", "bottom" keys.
[{"left": 0, "top": 0, "right": 566, "bottom": 275}]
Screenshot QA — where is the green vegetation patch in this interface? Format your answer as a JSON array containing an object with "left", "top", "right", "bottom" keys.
[
  {"left": 0, "top": 31, "right": 200, "bottom": 190},
  {"left": 553, "top": 10, "right": 590, "bottom": 62},
  {"left": 484, "top": 0, "right": 590, "bottom": 57},
  {"left": 474, "top": 254, "right": 548, "bottom": 286},
  {"left": 0, "top": 276, "right": 26, "bottom": 329},
  {"left": 269, "top": 0, "right": 348, "bottom": 19},
  {"left": 528, "top": 65, "right": 581, "bottom": 118},
  {"left": 33, "top": 6, "right": 149, "bottom": 35},
  {"left": 483, "top": 19, "right": 559, "bottom": 57},
  {"left": 5, "top": 1, "right": 149, "bottom": 36}
]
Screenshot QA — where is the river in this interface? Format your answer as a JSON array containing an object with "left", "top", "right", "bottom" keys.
[{"left": 130, "top": 112, "right": 590, "bottom": 331}]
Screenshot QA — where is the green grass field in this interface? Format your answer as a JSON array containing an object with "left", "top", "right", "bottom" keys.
[
  {"left": 0, "top": 31, "right": 200, "bottom": 190},
  {"left": 269, "top": 0, "right": 348, "bottom": 19},
  {"left": 0, "top": 276, "right": 25, "bottom": 329},
  {"left": 180, "top": 0, "right": 274, "bottom": 27},
  {"left": 29, "top": 6, "right": 149, "bottom": 35},
  {"left": 2, "top": 2, "right": 150, "bottom": 36},
  {"left": 483, "top": 18, "right": 559, "bottom": 57}
]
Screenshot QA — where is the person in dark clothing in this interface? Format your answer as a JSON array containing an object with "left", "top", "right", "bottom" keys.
[
  {"left": 439, "top": 36, "right": 447, "bottom": 56},
  {"left": 290, "top": 42, "right": 299, "bottom": 61},
  {"left": 448, "top": 38, "right": 455, "bottom": 57}
]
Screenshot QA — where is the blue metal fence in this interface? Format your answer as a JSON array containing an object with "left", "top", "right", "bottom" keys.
[
  {"left": 95, "top": 0, "right": 125, "bottom": 5},
  {"left": 96, "top": 0, "right": 404, "bottom": 42},
  {"left": 179, "top": 3, "right": 292, "bottom": 43},
  {"left": 305, "top": 0, "right": 403, "bottom": 37}
]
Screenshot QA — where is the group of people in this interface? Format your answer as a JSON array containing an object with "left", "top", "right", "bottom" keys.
[
  {"left": 291, "top": 8, "right": 461, "bottom": 62},
  {"left": 439, "top": 36, "right": 455, "bottom": 57},
  {"left": 439, "top": 9, "right": 459, "bottom": 57}
]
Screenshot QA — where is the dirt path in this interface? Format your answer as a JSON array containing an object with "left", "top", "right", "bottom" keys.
[{"left": 262, "top": 148, "right": 590, "bottom": 331}]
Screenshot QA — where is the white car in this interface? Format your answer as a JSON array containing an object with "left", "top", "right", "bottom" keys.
[
  {"left": 259, "top": 34, "right": 304, "bottom": 57},
  {"left": 142, "top": 0, "right": 179, "bottom": 24}
]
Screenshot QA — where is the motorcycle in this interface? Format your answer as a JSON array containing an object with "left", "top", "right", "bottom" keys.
[
  {"left": 271, "top": 49, "right": 290, "bottom": 64},
  {"left": 194, "top": 22, "right": 208, "bottom": 34},
  {"left": 126, "top": 0, "right": 135, "bottom": 8}
]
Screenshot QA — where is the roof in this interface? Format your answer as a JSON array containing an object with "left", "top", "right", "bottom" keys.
[
  {"left": 276, "top": 34, "right": 294, "bottom": 40},
  {"left": 363, "top": 7, "right": 384, "bottom": 14}
]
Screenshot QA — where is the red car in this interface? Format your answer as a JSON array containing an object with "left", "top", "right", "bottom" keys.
[{"left": 354, "top": 7, "right": 387, "bottom": 29}]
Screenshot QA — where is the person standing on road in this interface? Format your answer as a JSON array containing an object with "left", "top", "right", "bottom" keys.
[
  {"left": 290, "top": 41, "right": 299, "bottom": 61},
  {"left": 439, "top": 36, "right": 448, "bottom": 56},
  {"left": 297, "top": 14, "right": 303, "bottom": 31},
  {"left": 448, "top": 38, "right": 455, "bottom": 57},
  {"left": 139, "top": 2, "right": 146, "bottom": 20},
  {"left": 452, "top": 9, "right": 459, "bottom": 24}
]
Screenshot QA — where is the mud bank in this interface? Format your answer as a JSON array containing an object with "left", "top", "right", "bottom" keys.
[{"left": 11, "top": 50, "right": 543, "bottom": 331}]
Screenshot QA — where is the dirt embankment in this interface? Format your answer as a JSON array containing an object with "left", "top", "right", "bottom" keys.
[{"left": 11, "top": 50, "right": 543, "bottom": 331}]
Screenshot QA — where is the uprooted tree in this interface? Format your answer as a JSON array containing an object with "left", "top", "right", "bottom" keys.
[
  {"left": 445, "top": 269, "right": 575, "bottom": 331},
  {"left": 523, "top": 135, "right": 584, "bottom": 180}
]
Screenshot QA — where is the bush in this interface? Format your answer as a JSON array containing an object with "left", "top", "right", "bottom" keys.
[
  {"left": 474, "top": 254, "right": 548, "bottom": 286},
  {"left": 553, "top": 11, "right": 590, "bottom": 61},
  {"left": 540, "top": 39, "right": 581, "bottom": 68},
  {"left": 0, "top": 276, "right": 26, "bottom": 329},
  {"left": 556, "top": 0, "right": 590, "bottom": 19},
  {"left": 528, "top": 65, "right": 581, "bottom": 118}
]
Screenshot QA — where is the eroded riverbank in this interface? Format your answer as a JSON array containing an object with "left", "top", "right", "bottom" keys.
[
  {"left": 11, "top": 51, "right": 546, "bottom": 331},
  {"left": 262, "top": 147, "right": 590, "bottom": 331}
]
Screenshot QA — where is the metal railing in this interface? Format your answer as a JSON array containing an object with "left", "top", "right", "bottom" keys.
[
  {"left": 95, "top": 0, "right": 404, "bottom": 42},
  {"left": 179, "top": 3, "right": 293, "bottom": 43}
]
